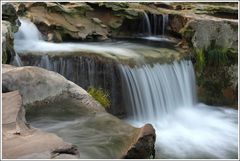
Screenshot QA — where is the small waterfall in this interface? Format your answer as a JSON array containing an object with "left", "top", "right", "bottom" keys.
[
  {"left": 14, "top": 18, "right": 43, "bottom": 41},
  {"left": 162, "top": 14, "right": 169, "bottom": 35},
  {"left": 141, "top": 13, "right": 169, "bottom": 38},
  {"left": 119, "top": 60, "right": 196, "bottom": 121},
  {"left": 143, "top": 12, "right": 152, "bottom": 35}
]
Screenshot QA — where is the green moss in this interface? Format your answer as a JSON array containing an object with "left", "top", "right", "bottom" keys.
[
  {"left": 207, "top": 48, "right": 228, "bottom": 66},
  {"left": 195, "top": 47, "right": 237, "bottom": 71},
  {"left": 195, "top": 49, "right": 205, "bottom": 72},
  {"left": 87, "top": 87, "right": 110, "bottom": 108},
  {"left": 194, "top": 46, "right": 237, "bottom": 106},
  {"left": 99, "top": 2, "right": 129, "bottom": 11}
]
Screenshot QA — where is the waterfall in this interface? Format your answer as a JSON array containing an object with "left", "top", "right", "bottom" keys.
[
  {"left": 119, "top": 60, "right": 238, "bottom": 158},
  {"left": 119, "top": 60, "right": 196, "bottom": 121},
  {"left": 162, "top": 14, "right": 168, "bottom": 35},
  {"left": 140, "top": 13, "right": 169, "bottom": 41},
  {"left": 14, "top": 18, "right": 43, "bottom": 41},
  {"left": 143, "top": 12, "right": 152, "bottom": 35}
]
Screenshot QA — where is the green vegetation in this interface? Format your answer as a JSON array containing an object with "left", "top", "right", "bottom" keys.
[
  {"left": 207, "top": 48, "right": 228, "bottom": 66},
  {"left": 195, "top": 47, "right": 237, "bottom": 72},
  {"left": 195, "top": 49, "right": 205, "bottom": 72},
  {"left": 87, "top": 87, "right": 111, "bottom": 108},
  {"left": 194, "top": 47, "right": 237, "bottom": 105}
]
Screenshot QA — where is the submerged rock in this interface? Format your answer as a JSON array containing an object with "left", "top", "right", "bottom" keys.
[{"left": 2, "top": 65, "right": 156, "bottom": 159}]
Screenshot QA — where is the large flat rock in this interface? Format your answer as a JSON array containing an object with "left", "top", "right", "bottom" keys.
[{"left": 2, "top": 90, "right": 79, "bottom": 159}]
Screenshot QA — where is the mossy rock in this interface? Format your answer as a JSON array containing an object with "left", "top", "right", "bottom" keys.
[
  {"left": 108, "top": 18, "right": 124, "bottom": 29},
  {"left": 2, "top": 3, "right": 18, "bottom": 25},
  {"left": 195, "top": 4, "right": 238, "bottom": 15},
  {"left": 98, "top": 2, "right": 129, "bottom": 11}
]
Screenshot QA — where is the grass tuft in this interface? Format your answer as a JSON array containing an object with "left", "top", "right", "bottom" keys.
[{"left": 87, "top": 87, "right": 111, "bottom": 108}]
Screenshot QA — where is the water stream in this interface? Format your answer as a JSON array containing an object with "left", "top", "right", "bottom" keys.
[{"left": 14, "top": 17, "right": 238, "bottom": 159}]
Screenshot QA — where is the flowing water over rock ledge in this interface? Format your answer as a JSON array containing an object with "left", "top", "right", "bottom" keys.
[
  {"left": 2, "top": 2, "right": 238, "bottom": 159},
  {"left": 14, "top": 18, "right": 187, "bottom": 116}
]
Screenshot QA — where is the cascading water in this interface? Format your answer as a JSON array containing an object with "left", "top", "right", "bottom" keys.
[
  {"left": 13, "top": 17, "right": 238, "bottom": 159},
  {"left": 119, "top": 60, "right": 238, "bottom": 159},
  {"left": 142, "top": 13, "right": 169, "bottom": 36},
  {"left": 141, "top": 13, "right": 169, "bottom": 41},
  {"left": 119, "top": 60, "right": 197, "bottom": 121},
  {"left": 162, "top": 14, "right": 168, "bottom": 35},
  {"left": 14, "top": 18, "right": 43, "bottom": 41},
  {"left": 143, "top": 12, "right": 152, "bottom": 35}
]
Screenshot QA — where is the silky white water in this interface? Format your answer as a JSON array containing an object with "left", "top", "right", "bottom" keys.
[
  {"left": 14, "top": 18, "right": 173, "bottom": 60},
  {"left": 119, "top": 60, "right": 238, "bottom": 159},
  {"left": 143, "top": 12, "right": 152, "bottom": 35},
  {"left": 14, "top": 18, "right": 238, "bottom": 159},
  {"left": 162, "top": 14, "right": 168, "bottom": 35}
]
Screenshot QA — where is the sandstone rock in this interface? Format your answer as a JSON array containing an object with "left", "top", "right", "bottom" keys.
[
  {"left": 20, "top": 2, "right": 109, "bottom": 41},
  {"left": 2, "top": 90, "right": 80, "bottom": 159}
]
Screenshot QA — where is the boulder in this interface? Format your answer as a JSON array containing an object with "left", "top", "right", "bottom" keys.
[{"left": 123, "top": 124, "right": 156, "bottom": 159}]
